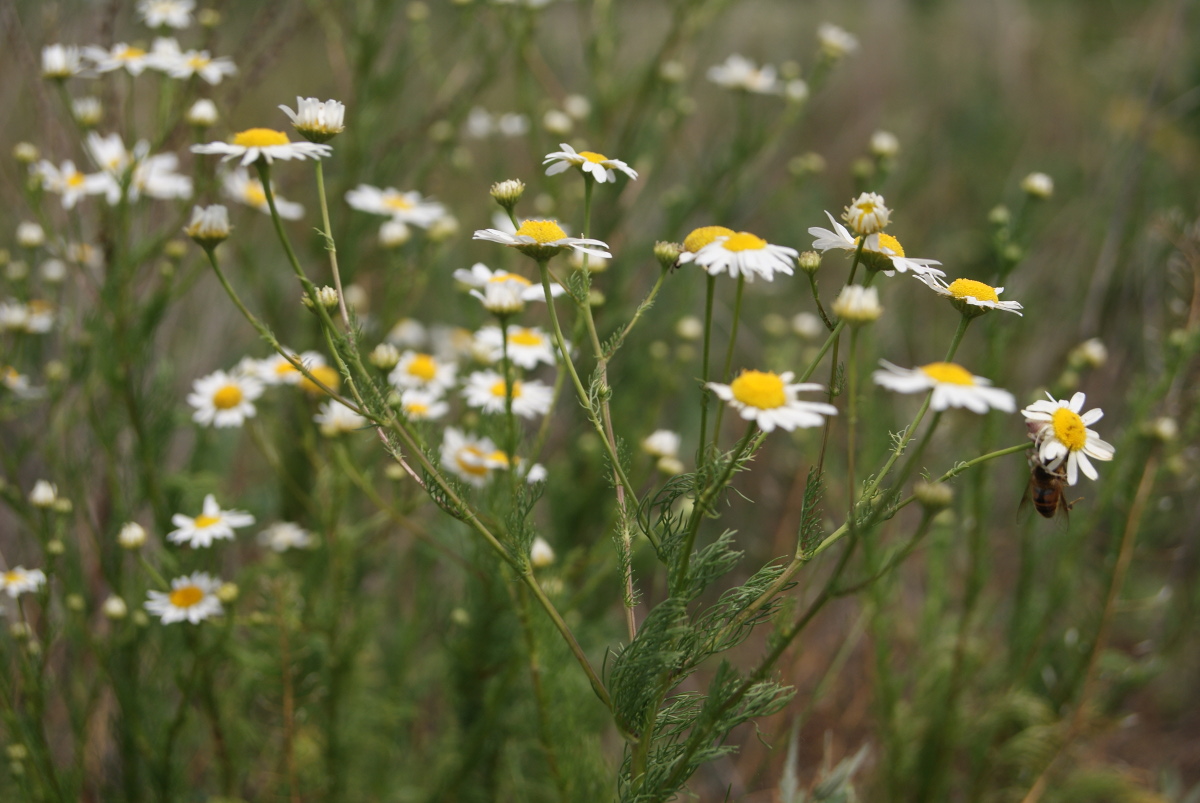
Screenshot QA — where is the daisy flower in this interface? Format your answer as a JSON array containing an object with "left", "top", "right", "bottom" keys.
[
  {"left": 543, "top": 143, "right": 638, "bottom": 183},
  {"left": 258, "top": 522, "right": 314, "bottom": 552},
  {"left": 441, "top": 428, "right": 501, "bottom": 487},
  {"left": 530, "top": 537, "right": 555, "bottom": 568},
  {"left": 167, "top": 494, "right": 255, "bottom": 548},
  {"left": 462, "top": 371, "right": 553, "bottom": 418},
  {"left": 842, "top": 192, "right": 890, "bottom": 235},
  {"left": 912, "top": 274, "right": 1023, "bottom": 317},
  {"left": 279, "top": 97, "right": 345, "bottom": 143},
  {"left": 807, "top": 211, "right": 944, "bottom": 277},
  {"left": 222, "top": 169, "right": 304, "bottom": 219},
  {"left": 707, "top": 54, "right": 781, "bottom": 94},
  {"left": 344, "top": 185, "right": 445, "bottom": 227},
  {"left": 192, "top": 128, "right": 330, "bottom": 168},
  {"left": 817, "top": 23, "right": 859, "bottom": 59},
  {"left": 707, "top": 370, "right": 837, "bottom": 432},
  {"left": 255, "top": 351, "right": 327, "bottom": 386},
  {"left": 313, "top": 400, "right": 368, "bottom": 436},
  {"left": 676, "top": 226, "right": 735, "bottom": 266},
  {"left": 688, "top": 231, "right": 797, "bottom": 282},
  {"left": 184, "top": 204, "right": 232, "bottom": 246},
  {"left": 138, "top": 0, "right": 194, "bottom": 29},
  {"left": 386, "top": 319, "right": 428, "bottom": 348},
  {"left": 831, "top": 285, "right": 882, "bottom": 325},
  {"left": 398, "top": 388, "right": 449, "bottom": 421},
  {"left": 473, "top": 325, "right": 558, "bottom": 369},
  {"left": 454, "top": 262, "right": 564, "bottom": 314},
  {"left": 32, "top": 160, "right": 112, "bottom": 209},
  {"left": 85, "top": 43, "right": 152, "bottom": 75},
  {"left": 1, "top": 567, "right": 47, "bottom": 598},
  {"left": 144, "top": 572, "right": 224, "bottom": 625},
  {"left": 642, "top": 429, "right": 681, "bottom": 459},
  {"left": 187, "top": 369, "right": 264, "bottom": 428},
  {"left": 389, "top": 350, "right": 457, "bottom": 393},
  {"left": 873, "top": 360, "right": 1015, "bottom": 414},
  {"left": 163, "top": 49, "right": 237, "bottom": 85},
  {"left": 473, "top": 219, "right": 611, "bottom": 262},
  {"left": 1022, "top": 392, "right": 1115, "bottom": 485},
  {"left": 42, "top": 45, "right": 82, "bottom": 79}
]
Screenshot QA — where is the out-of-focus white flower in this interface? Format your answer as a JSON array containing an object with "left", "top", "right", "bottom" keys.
[
  {"left": 167, "top": 495, "right": 255, "bottom": 549},
  {"left": 542, "top": 109, "right": 573, "bottom": 135},
  {"left": 389, "top": 350, "right": 457, "bottom": 393},
  {"left": 16, "top": 222, "right": 45, "bottom": 249},
  {"left": 32, "top": 160, "right": 112, "bottom": 209},
  {"left": 831, "top": 285, "right": 882, "bottom": 325},
  {"left": 85, "top": 43, "right": 152, "bottom": 75},
  {"left": 161, "top": 48, "right": 237, "bottom": 84},
  {"left": 103, "top": 595, "right": 129, "bottom": 619},
  {"left": 344, "top": 185, "right": 446, "bottom": 228},
  {"left": 473, "top": 325, "right": 558, "bottom": 369},
  {"left": 642, "top": 429, "right": 681, "bottom": 459},
  {"left": 187, "top": 369, "right": 264, "bottom": 428},
  {"left": 72, "top": 96, "right": 104, "bottom": 126},
  {"left": 398, "top": 388, "right": 449, "bottom": 421},
  {"left": 118, "top": 522, "right": 148, "bottom": 549},
  {"left": 185, "top": 99, "right": 219, "bottom": 127},
  {"left": 870, "top": 130, "right": 900, "bottom": 158},
  {"left": 379, "top": 219, "right": 412, "bottom": 247},
  {"left": 138, "top": 0, "right": 195, "bottom": 29},
  {"left": 313, "top": 400, "right": 368, "bottom": 437},
  {"left": 1020, "top": 172, "right": 1054, "bottom": 199},
  {"left": 817, "top": 23, "right": 859, "bottom": 60},
  {"left": 530, "top": 537, "right": 555, "bottom": 568},
  {"left": 386, "top": 319, "right": 427, "bottom": 348},
  {"left": 454, "top": 262, "right": 563, "bottom": 315},
  {"left": 0, "top": 568, "right": 47, "bottom": 598},
  {"left": 144, "top": 572, "right": 224, "bottom": 624},
  {"left": 707, "top": 54, "right": 781, "bottom": 94},
  {"left": 441, "top": 428, "right": 500, "bottom": 487},
  {"left": 257, "top": 522, "right": 314, "bottom": 552},
  {"left": 29, "top": 480, "right": 58, "bottom": 508},
  {"left": 222, "top": 169, "right": 304, "bottom": 219},
  {"left": 42, "top": 45, "right": 83, "bottom": 79},
  {"left": 462, "top": 370, "right": 553, "bottom": 418}
]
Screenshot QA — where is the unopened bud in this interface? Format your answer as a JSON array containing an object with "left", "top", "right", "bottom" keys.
[
  {"left": 369, "top": 342, "right": 401, "bottom": 370},
  {"left": 1020, "top": 172, "right": 1054, "bottom": 199},
  {"left": 103, "top": 595, "right": 128, "bottom": 620},
  {"left": 118, "top": 522, "right": 147, "bottom": 549},
  {"left": 914, "top": 481, "right": 953, "bottom": 511},
  {"left": 16, "top": 222, "right": 45, "bottom": 249},
  {"left": 530, "top": 537, "right": 555, "bottom": 569},
  {"left": 831, "top": 285, "right": 882, "bottom": 325},
  {"left": 653, "top": 240, "right": 683, "bottom": 270},
  {"left": 29, "top": 480, "right": 57, "bottom": 508},
  {"left": 46, "top": 539, "right": 65, "bottom": 556},
  {"left": 490, "top": 179, "right": 525, "bottom": 212},
  {"left": 798, "top": 251, "right": 821, "bottom": 274},
  {"left": 13, "top": 142, "right": 39, "bottom": 164},
  {"left": 217, "top": 583, "right": 239, "bottom": 603}
]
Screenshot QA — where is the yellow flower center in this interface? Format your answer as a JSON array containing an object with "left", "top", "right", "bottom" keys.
[
  {"left": 187, "top": 55, "right": 210, "bottom": 69},
  {"left": 456, "top": 447, "right": 491, "bottom": 477},
  {"left": 300, "top": 365, "right": 340, "bottom": 395},
  {"left": 212, "top": 384, "right": 243, "bottom": 409},
  {"left": 1051, "top": 408, "right": 1087, "bottom": 451},
  {"left": 384, "top": 195, "right": 414, "bottom": 211},
  {"left": 405, "top": 402, "right": 429, "bottom": 416},
  {"left": 721, "top": 232, "right": 768, "bottom": 252},
  {"left": 244, "top": 181, "right": 268, "bottom": 207},
  {"left": 169, "top": 586, "right": 205, "bottom": 608},
  {"left": 875, "top": 233, "right": 905, "bottom": 256},
  {"left": 232, "top": 128, "right": 290, "bottom": 148},
  {"left": 946, "top": 279, "right": 999, "bottom": 303},
  {"left": 120, "top": 47, "right": 147, "bottom": 59},
  {"left": 577, "top": 151, "right": 608, "bottom": 163},
  {"left": 919, "top": 362, "right": 975, "bottom": 385},
  {"left": 729, "top": 370, "right": 787, "bottom": 409},
  {"left": 490, "top": 379, "right": 522, "bottom": 399},
  {"left": 194, "top": 515, "right": 220, "bottom": 528},
  {"left": 4, "top": 571, "right": 21, "bottom": 584},
  {"left": 487, "top": 451, "right": 511, "bottom": 467},
  {"left": 67, "top": 172, "right": 86, "bottom": 188},
  {"left": 275, "top": 361, "right": 298, "bottom": 377},
  {"left": 683, "top": 226, "right": 735, "bottom": 253},
  {"left": 406, "top": 354, "right": 438, "bottom": 381},
  {"left": 515, "top": 220, "right": 568, "bottom": 244},
  {"left": 27, "top": 300, "right": 53, "bottom": 315},
  {"left": 488, "top": 272, "right": 532, "bottom": 286},
  {"left": 510, "top": 329, "right": 543, "bottom": 346}
]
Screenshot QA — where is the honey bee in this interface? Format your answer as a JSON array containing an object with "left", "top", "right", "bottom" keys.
[{"left": 1025, "top": 454, "right": 1072, "bottom": 520}]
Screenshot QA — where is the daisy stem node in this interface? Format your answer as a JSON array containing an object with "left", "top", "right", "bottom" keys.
[
  {"left": 680, "top": 421, "right": 758, "bottom": 581},
  {"left": 711, "top": 274, "right": 747, "bottom": 449},
  {"left": 314, "top": 161, "right": 351, "bottom": 328}
]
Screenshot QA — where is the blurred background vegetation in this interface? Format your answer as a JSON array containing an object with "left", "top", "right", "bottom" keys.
[{"left": 2, "top": 0, "right": 1199, "bottom": 800}]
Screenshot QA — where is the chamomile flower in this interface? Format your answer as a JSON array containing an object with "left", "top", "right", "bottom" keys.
[
  {"left": 85, "top": 43, "right": 152, "bottom": 75},
  {"left": 0, "top": 567, "right": 47, "bottom": 598},
  {"left": 689, "top": 231, "right": 797, "bottom": 282},
  {"left": 676, "top": 226, "right": 736, "bottom": 267},
  {"left": 842, "top": 192, "right": 890, "bottom": 235},
  {"left": 707, "top": 370, "right": 837, "bottom": 432},
  {"left": 42, "top": 45, "right": 82, "bottom": 79},
  {"left": 32, "top": 160, "right": 111, "bottom": 209},
  {"left": 1022, "top": 392, "right": 1115, "bottom": 485},
  {"left": 641, "top": 429, "right": 681, "bottom": 459},
  {"left": 144, "top": 573, "right": 224, "bottom": 625},
  {"left": 344, "top": 185, "right": 445, "bottom": 227},
  {"left": 542, "top": 143, "right": 638, "bottom": 183},
  {"left": 279, "top": 97, "right": 345, "bottom": 143},
  {"left": 817, "top": 23, "right": 859, "bottom": 59},
  {"left": 462, "top": 371, "right": 553, "bottom": 418},
  {"left": 257, "top": 522, "right": 314, "bottom": 552},
  {"left": 441, "top": 428, "right": 500, "bottom": 487},
  {"left": 398, "top": 388, "right": 449, "bottom": 421},
  {"left": 807, "top": 211, "right": 944, "bottom": 277},
  {"left": 530, "top": 537, "right": 555, "bottom": 568},
  {"left": 913, "top": 274, "right": 1023, "bottom": 317},
  {"left": 192, "top": 128, "right": 330, "bottom": 167},
  {"left": 473, "top": 219, "right": 611, "bottom": 262},
  {"left": 163, "top": 49, "right": 237, "bottom": 85},
  {"left": 184, "top": 204, "right": 231, "bottom": 246},
  {"left": 188, "top": 370, "right": 263, "bottom": 428},
  {"left": 386, "top": 319, "right": 428, "bottom": 348},
  {"left": 453, "top": 262, "right": 564, "bottom": 314},
  {"left": 473, "top": 325, "right": 558, "bottom": 369},
  {"left": 222, "top": 169, "right": 304, "bottom": 219},
  {"left": 138, "top": 0, "right": 194, "bottom": 29},
  {"left": 167, "top": 495, "right": 255, "bottom": 548},
  {"left": 389, "top": 351, "right": 458, "bottom": 393},
  {"left": 707, "top": 54, "right": 781, "bottom": 94},
  {"left": 873, "top": 360, "right": 1015, "bottom": 414},
  {"left": 313, "top": 400, "right": 368, "bottom": 436}
]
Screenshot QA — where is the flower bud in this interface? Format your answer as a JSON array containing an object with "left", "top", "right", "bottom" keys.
[
  {"left": 1020, "top": 172, "right": 1054, "bottom": 199},
  {"left": 46, "top": 539, "right": 65, "bottom": 556},
  {"left": 370, "top": 343, "right": 401, "bottom": 370},
  {"left": 831, "top": 285, "right": 882, "bottom": 325},
  {"left": 675, "top": 316, "right": 703, "bottom": 341},
  {"left": 304, "top": 286, "right": 339, "bottom": 309},
  {"left": 13, "top": 142, "right": 40, "bottom": 164},
  {"left": 870, "top": 130, "right": 900, "bottom": 159},
  {"left": 72, "top": 97, "right": 103, "bottom": 128},
  {"left": 185, "top": 99, "right": 219, "bottom": 127},
  {"left": 792, "top": 312, "right": 824, "bottom": 339},
  {"left": 542, "top": 110, "right": 573, "bottom": 135},
  {"left": 66, "top": 594, "right": 85, "bottom": 612},
  {"left": 490, "top": 179, "right": 525, "bottom": 212},
  {"left": 29, "top": 480, "right": 57, "bottom": 508},
  {"left": 653, "top": 240, "right": 682, "bottom": 270},
  {"left": 217, "top": 583, "right": 239, "bottom": 603},
  {"left": 118, "top": 522, "right": 147, "bottom": 549},
  {"left": 914, "top": 480, "right": 953, "bottom": 511},
  {"left": 530, "top": 537, "right": 555, "bottom": 569},
  {"left": 103, "top": 595, "right": 128, "bottom": 620},
  {"left": 798, "top": 250, "right": 822, "bottom": 274},
  {"left": 379, "top": 220, "right": 412, "bottom": 248},
  {"left": 184, "top": 205, "right": 231, "bottom": 249}
]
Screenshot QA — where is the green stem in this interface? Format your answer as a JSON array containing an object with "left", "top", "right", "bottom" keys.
[
  {"left": 697, "top": 275, "right": 716, "bottom": 462},
  {"left": 314, "top": 160, "right": 351, "bottom": 327},
  {"left": 710, "top": 273, "right": 745, "bottom": 449},
  {"left": 679, "top": 421, "right": 757, "bottom": 580}
]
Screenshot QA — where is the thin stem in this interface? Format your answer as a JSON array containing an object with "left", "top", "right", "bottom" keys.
[
  {"left": 697, "top": 275, "right": 716, "bottom": 459},
  {"left": 679, "top": 421, "right": 757, "bottom": 580},
  {"left": 314, "top": 160, "right": 351, "bottom": 327},
  {"left": 711, "top": 273, "right": 745, "bottom": 448}
]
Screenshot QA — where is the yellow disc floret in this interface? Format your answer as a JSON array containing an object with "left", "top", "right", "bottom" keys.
[
  {"left": 169, "top": 586, "right": 205, "bottom": 608},
  {"left": 729, "top": 370, "right": 787, "bottom": 409},
  {"left": 721, "top": 232, "right": 768, "bottom": 252},
  {"left": 946, "top": 279, "right": 999, "bottom": 303},
  {"left": 920, "top": 362, "right": 975, "bottom": 385},
  {"left": 4, "top": 571, "right": 21, "bottom": 585},
  {"left": 212, "top": 384, "right": 243, "bottom": 410},
  {"left": 490, "top": 380, "right": 522, "bottom": 398},
  {"left": 385, "top": 195, "right": 414, "bottom": 211},
  {"left": 193, "top": 515, "right": 220, "bottom": 529},
  {"left": 510, "top": 329, "right": 543, "bottom": 346},
  {"left": 489, "top": 272, "right": 532, "bottom": 286},
  {"left": 406, "top": 354, "right": 438, "bottom": 381},
  {"left": 232, "top": 128, "right": 290, "bottom": 148},
  {"left": 683, "top": 226, "right": 734, "bottom": 253},
  {"left": 875, "top": 233, "right": 905, "bottom": 256},
  {"left": 300, "top": 365, "right": 341, "bottom": 396},
  {"left": 578, "top": 151, "right": 609, "bottom": 163},
  {"left": 1051, "top": 408, "right": 1087, "bottom": 451},
  {"left": 456, "top": 447, "right": 490, "bottom": 477},
  {"left": 515, "top": 220, "right": 568, "bottom": 244}
]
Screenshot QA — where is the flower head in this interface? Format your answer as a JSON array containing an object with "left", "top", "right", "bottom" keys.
[
  {"left": 817, "top": 23, "right": 859, "bottom": 60},
  {"left": 258, "top": 522, "right": 314, "bottom": 552},
  {"left": 345, "top": 184, "right": 445, "bottom": 227},
  {"left": 32, "top": 160, "right": 112, "bottom": 209},
  {"left": 462, "top": 371, "right": 553, "bottom": 418},
  {"left": 1022, "top": 392, "right": 1115, "bottom": 485},
  {"left": 707, "top": 54, "right": 781, "bottom": 94},
  {"left": 29, "top": 480, "right": 58, "bottom": 508},
  {"left": 167, "top": 494, "right": 255, "bottom": 548},
  {"left": 389, "top": 350, "right": 457, "bottom": 393},
  {"left": 473, "top": 325, "right": 558, "bottom": 369},
  {"left": 873, "top": 360, "right": 1015, "bottom": 414},
  {"left": 138, "top": 0, "right": 194, "bottom": 29},
  {"left": 453, "top": 262, "right": 563, "bottom": 314},
  {"left": 707, "top": 370, "right": 837, "bottom": 432},
  {"left": 313, "top": 400, "right": 368, "bottom": 437},
  {"left": 473, "top": 219, "right": 611, "bottom": 262},
  {"left": 684, "top": 231, "right": 797, "bottom": 282},
  {"left": 160, "top": 47, "right": 237, "bottom": 84},
  {"left": 641, "top": 429, "right": 681, "bottom": 459},
  {"left": 398, "top": 388, "right": 449, "bottom": 421},
  {"left": 1020, "top": 172, "right": 1054, "bottom": 199},
  {"left": 184, "top": 205, "right": 232, "bottom": 247},
  {"left": 842, "top": 192, "right": 890, "bottom": 235},
  {"left": 192, "top": 128, "right": 330, "bottom": 167},
  {"left": 913, "top": 274, "right": 1023, "bottom": 317},
  {"left": 187, "top": 369, "right": 263, "bottom": 428},
  {"left": 118, "top": 522, "right": 148, "bottom": 549},
  {"left": 279, "top": 97, "right": 345, "bottom": 143},
  {"left": 186, "top": 99, "right": 218, "bottom": 127},
  {"left": 807, "top": 211, "right": 943, "bottom": 277},
  {"left": 222, "top": 169, "right": 304, "bottom": 219},
  {"left": 530, "top": 537, "right": 555, "bottom": 568},
  {"left": 42, "top": 45, "right": 82, "bottom": 79},
  {"left": 441, "top": 428, "right": 502, "bottom": 487},
  {"left": 0, "top": 567, "right": 47, "bottom": 598},
  {"left": 85, "top": 42, "right": 153, "bottom": 75},
  {"left": 543, "top": 143, "right": 638, "bottom": 183},
  {"left": 490, "top": 179, "right": 525, "bottom": 211},
  {"left": 144, "top": 572, "right": 224, "bottom": 625},
  {"left": 831, "top": 285, "right": 882, "bottom": 325}
]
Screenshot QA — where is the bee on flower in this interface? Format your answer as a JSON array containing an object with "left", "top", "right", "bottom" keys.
[
  {"left": 1022, "top": 392, "right": 1115, "bottom": 485},
  {"left": 167, "top": 495, "right": 255, "bottom": 549},
  {"left": 542, "top": 143, "right": 638, "bottom": 183},
  {"left": 707, "top": 370, "right": 837, "bottom": 432}
]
